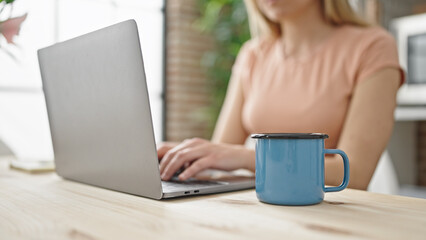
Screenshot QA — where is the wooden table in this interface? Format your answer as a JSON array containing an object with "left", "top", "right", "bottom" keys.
[{"left": 1, "top": 157, "right": 425, "bottom": 240}]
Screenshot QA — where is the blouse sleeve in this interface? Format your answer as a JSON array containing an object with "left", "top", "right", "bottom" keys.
[{"left": 356, "top": 28, "right": 405, "bottom": 85}]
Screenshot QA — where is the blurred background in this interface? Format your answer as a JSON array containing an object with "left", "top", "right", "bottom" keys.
[
  {"left": 0, "top": 0, "right": 165, "bottom": 160},
  {"left": 0, "top": 0, "right": 426, "bottom": 197}
]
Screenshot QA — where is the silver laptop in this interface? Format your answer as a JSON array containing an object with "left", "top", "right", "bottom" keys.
[{"left": 38, "top": 20, "right": 254, "bottom": 199}]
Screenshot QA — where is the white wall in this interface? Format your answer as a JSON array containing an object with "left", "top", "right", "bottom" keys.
[{"left": 0, "top": 0, "right": 165, "bottom": 160}]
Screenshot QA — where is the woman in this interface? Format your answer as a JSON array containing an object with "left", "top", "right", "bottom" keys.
[{"left": 158, "top": 0, "right": 403, "bottom": 190}]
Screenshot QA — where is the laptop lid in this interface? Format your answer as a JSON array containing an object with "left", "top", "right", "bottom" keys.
[{"left": 38, "top": 20, "right": 163, "bottom": 199}]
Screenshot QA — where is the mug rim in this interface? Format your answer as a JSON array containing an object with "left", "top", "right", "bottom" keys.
[{"left": 250, "top": 133, "right": 329, "bottom": 139}]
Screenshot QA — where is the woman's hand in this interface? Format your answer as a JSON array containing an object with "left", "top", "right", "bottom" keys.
[
  {"left": 157, "top": 142, "right": 179, "bottom": 161},
  {"left": 157, "top": 138, "right": 254, "bottom": 181}
]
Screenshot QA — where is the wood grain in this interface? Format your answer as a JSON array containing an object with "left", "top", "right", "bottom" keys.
[{"left": 0, "top": 157, "right": 425, "bottom": 240}]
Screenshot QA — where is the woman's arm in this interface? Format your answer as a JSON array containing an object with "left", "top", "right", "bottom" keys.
[
  {"left": 157, "top": 58, "right": 248, "bottom": 159},
  {"left": 325, "top": 68, "right": 401, "bottom": 190},
  {"left": 212, "top": 71, "right": 249, "bottom": 144},
  {"left": 159, "top": 72, "right": 254, "bottom": 180}
]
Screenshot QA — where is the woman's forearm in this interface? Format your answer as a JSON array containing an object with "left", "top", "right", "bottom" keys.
[
  {"left": 325, "top": 155, "right": 350, "bottom": 188},
  {"left": 325, "top": 68, "right": 400, "bottom": 190},
  {"left": 242, "top": 148, "right": 256, "bottom": 172}
]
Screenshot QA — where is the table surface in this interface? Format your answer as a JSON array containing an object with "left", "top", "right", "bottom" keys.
[{"left": 1, "top": 157, "right": 426, "bottom": 240}]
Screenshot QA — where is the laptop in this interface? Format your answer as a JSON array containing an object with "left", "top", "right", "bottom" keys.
[{"left": 38, "top": 20, "right": 255, "bottom": 199}]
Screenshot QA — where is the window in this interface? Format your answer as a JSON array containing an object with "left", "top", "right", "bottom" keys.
[{"left": 0, "top": 0, "right": 165, "bottom": 159}]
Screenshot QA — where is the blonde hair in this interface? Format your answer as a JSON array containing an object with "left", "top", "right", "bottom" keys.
[{"left": 244, "top": 0, "right": 369, "bottom": 38}]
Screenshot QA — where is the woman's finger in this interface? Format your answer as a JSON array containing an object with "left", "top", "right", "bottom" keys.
[
  {"left": 161, "top": 146, "right": 206, "bottom": 181},
  {"left": 159, "top": 141, "right": 192, "bottom": 173},
  {"left": 159, "top": 138, "right": 206, "bottom": 174},
  {"left": 157, "top": 143, "right": 175, "bottom": 160},
  {"left": 178, "top": 157, "right": 213, "bottom": 181}
]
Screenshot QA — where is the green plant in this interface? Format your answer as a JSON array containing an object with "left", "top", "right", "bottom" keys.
[{"left": 195, "top": 0, "right": 251, "bottom": 136}]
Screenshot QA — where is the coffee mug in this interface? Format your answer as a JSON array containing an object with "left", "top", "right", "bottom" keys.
[{"left": 251, "top": 133, "right": 349, "bottom": 205}]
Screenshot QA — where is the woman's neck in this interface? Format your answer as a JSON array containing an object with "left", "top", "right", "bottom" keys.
[{"left": 279, "top": 2, "right": 336, "bottom": 59}]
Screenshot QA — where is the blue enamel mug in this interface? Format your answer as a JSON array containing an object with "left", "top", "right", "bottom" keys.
[{"left": 251, "top": 133, "right": 350, "bottom": 205}]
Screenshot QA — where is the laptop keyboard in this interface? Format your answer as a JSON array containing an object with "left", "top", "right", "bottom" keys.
[{"left": 162, "top": 178, "right": 225, "bottom": 192}]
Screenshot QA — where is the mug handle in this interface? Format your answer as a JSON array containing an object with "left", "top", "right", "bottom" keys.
[{"left": 323, "top": 149, "right": 350, "bottom": 192}]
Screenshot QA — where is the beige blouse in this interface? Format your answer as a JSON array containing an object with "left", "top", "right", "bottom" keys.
[{"left": 231, "top": 25, "right": 403, "bottom": 148}]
